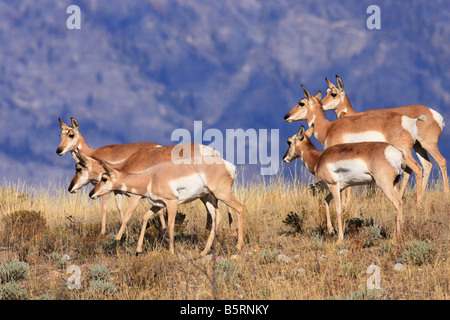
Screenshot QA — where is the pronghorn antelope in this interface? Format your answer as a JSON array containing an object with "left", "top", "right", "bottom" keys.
[
  {"left": 57, "top": 117, "right": 162, "bottom": 234},
  {"left": 69, "top": 143, "right": 228, "bottom": 240},
  {"left": 283, "top": 126, "right": 405, "bottom": 241},
  {"left": 57, "top": 117, "right": 162, "bottom": 158},
  {"left": 284, "top": 85, "right": 425, "bottom": 205},
  {"left": 322, "top": 75, "right": 448, "bottom": 194},
  {"left": 89, "top": 157, "right": 244, "bottom": 256},
  {"left": 69, "top": 150, "right": 167, "bottom": 235}
]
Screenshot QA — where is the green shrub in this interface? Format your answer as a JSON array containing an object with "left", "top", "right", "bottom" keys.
[
  {"left": 90, "top": 279, "right": 115, "bottom": 296},
  {"left": 360, "top": 225, "right": 383, "bottom": 247},
  {"left": 0, "top": 260, "right": 29, "bottom": 283},
  {"left": 380, "top": 242, "right": 397, "bottom": 255},
  {"left": 0, "top": 281, "right": 28, "bottom": 300},
  {"left": 49, "top": 252, "right": 69, "bottom": 269},
  {"left": 401, "top": 240, "right": 435, "bottom": 266},
  {"left": 258, "top": 248, "right": 278, "bottom": 264},
  {"left": 89, "top": 265, "right": 110, "bottom": 281}
]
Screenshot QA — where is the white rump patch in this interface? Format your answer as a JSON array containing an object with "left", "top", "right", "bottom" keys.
[
  {"left": 384, "top": 145, "right": 404, "bottom": 175},
  {"left": 342, "top": 131, "right": 386, "bottom": 143},
  {"left": 223, "top": 160, "right": 236, "bottom": 180},
  {"left": 429, "top": 108, "right": 445, "bottom": 130}
]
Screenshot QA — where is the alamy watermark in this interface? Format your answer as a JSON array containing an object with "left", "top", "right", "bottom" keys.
[
  {"left": 366, "top": 5, "right": 381, "bottom": 30},
  {"left": 66, "top": 5, "right": 81, "bottom": 30},
  {"left": 171, "top": 121, "right": 279, "bottom": 176},
  {"left": 366, "top": 264, "right": 382, "bottom": 290}
]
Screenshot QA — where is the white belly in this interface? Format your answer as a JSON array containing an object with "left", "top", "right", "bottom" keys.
[
  {"left": 327, "top": 159, "right": 373, "bottom": 188},
  {"left": 168, "top": 173, "right": 209, "bottom": 204}
]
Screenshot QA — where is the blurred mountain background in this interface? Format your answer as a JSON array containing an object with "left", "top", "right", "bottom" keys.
[{"left": 0, "top": 0, "right": 448, "bottom": 188}]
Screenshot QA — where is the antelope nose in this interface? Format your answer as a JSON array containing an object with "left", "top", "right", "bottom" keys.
[
  {"left": 89, "top": 189, "right": 96, "bottom": 199},
  {"left": 284, "top": 114, "right": 289, "bottom": 120},
  {"left": 68, "top": 181, "right": 74, "bottom": 192},
  {"left": 56, "top": 148, "right": 63, "bottom": 155}
]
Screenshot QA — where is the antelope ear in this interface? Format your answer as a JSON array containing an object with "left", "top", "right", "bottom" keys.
[
  {"left": 301, "top": 85, "right": 311, "bottom": 101},
  {"left": 335, "top": 75, "right": 344, "bottom": 92},
  {"left": 325, "top": 77, "right": 335, "bottom": 88},
  {"left": 296, "top": 125, "right": 306, "bottom": 140},
  {"left": 315, "top": 91, "right": 322, "bottom": 100},
  {"left": 58, "top": 118, "right": 69, "bottom": 130},
  {"left": 100, "top": 160, "right": 115, "bottom": 176},
  {"left": 70, "top": 117, "right": 79, "bottom": 129}
]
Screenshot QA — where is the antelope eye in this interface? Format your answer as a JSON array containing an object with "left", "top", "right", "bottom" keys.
[
  {"left": 69, "top": 133, "right": 74, "bottom": 138},
  {"left": 331, "top": 93, "right": 337, "bottom": 98},
  {"left": 287, "top": 141, "right": 291, "bottom": 146},
  {"left": 101, "top": 177, "right": 108, "bottom": 183},
  {"left": 76, "top": 167, "right": 81, "bottom": 173},
  {"left": 299, "top": 102, "right": 305, "bottom": 107}
]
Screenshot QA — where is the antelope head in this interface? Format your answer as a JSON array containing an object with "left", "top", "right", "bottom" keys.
[
  {"left": 56, "top": 117, "right": 81, "bottom": 156},
  {"left": 283, "top": 125, "right": 309, "bottom": 163},
  {"left": 89, "top": 161, "right": 118, "bottom": 199},
  {"left": 68, "top": 151, "right": 104, "bottom": 193},
  {"left": 284, "top": 85, "right": 322, "bottom": 124},
  {"left": 321, "top": 75, "right": 347, "bottom": 116}
]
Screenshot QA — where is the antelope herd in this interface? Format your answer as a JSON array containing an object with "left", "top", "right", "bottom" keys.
[{"left": 57, "top": 76, "right": 447, "bottom": 255}]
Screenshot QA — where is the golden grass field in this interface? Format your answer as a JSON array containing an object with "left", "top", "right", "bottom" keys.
[{"left": 0, "top": 167, "right": 448, "bottom": 300}]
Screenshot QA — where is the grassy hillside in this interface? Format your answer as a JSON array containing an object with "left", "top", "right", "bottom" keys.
[{"left": 0, "top": 174, "right": 448, "bottom": 300}]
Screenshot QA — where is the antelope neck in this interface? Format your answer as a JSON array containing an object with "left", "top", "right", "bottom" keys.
[
  {"left": 75, "top": 133, "right": 95, "bottom": 156},
  {"left": 298, "top": 139, "right": 322, "bottom": 174}
]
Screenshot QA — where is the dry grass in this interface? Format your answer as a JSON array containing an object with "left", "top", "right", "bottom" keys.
[{"left": 0, "top": 172, "right": 448, "bottom": 300}]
